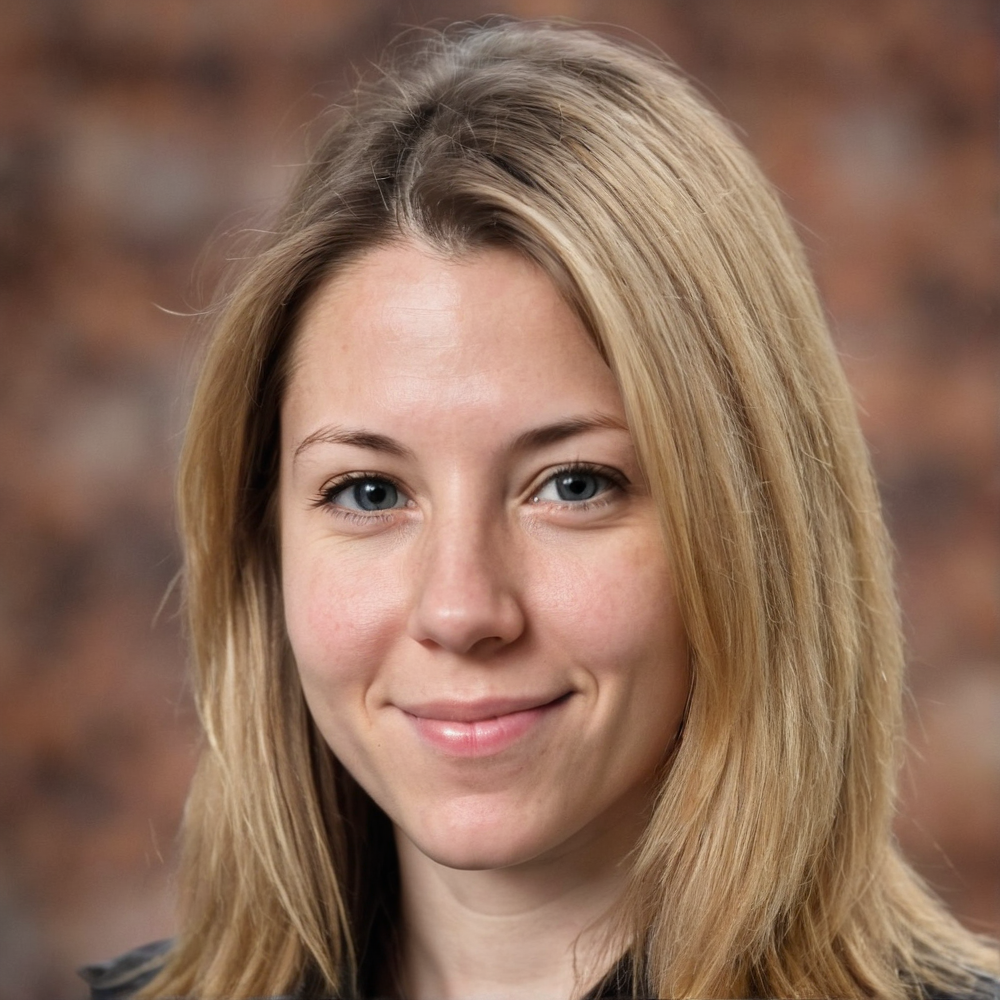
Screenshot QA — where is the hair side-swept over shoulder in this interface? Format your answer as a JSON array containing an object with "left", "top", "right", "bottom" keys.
[{"left": 141, "top": 19, "right": 999, "bottom": 1000}]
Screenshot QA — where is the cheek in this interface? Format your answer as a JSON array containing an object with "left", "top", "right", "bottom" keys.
[
  {"left": 281, "top": 540, "right": 406, "bottom": 696},
  {"left": 535, "top": 526, "right": 685, "bottom": 682}
]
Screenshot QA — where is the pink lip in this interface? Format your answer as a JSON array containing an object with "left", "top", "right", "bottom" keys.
[{"left": 401, "top": 694, "right": 569, "bottom": 757}]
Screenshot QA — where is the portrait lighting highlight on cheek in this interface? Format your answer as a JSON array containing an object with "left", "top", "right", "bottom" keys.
[{"left": 278, "top": 242, "right": 689, "bottom": 873}]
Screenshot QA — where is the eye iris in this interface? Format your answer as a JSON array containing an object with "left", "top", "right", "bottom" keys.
[
  {"left": 354, "top": 479, "right": 398, "bottom": 511},
  {"left": 556, "top": 472, "right": 599, "bottom": 501}
]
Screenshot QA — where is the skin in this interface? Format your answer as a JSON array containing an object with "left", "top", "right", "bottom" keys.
[{"left": 279, "top": 241, "right": 689, "bottom": 999}]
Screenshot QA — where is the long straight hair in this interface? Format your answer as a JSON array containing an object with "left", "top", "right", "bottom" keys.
[{"left": 143, "top": 21, "right": 998, "bottom": 999}]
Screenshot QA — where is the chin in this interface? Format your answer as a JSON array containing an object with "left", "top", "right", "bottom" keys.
[{"left": 402, "top": 793, "right": 563, "bottom": 871}]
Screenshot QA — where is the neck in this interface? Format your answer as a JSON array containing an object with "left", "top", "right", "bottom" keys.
[{"left": 392, "top": 787, "right": 649, "bottom": 1000}]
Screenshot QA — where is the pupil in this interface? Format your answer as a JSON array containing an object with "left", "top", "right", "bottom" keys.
[
  {"left": 355, "top": 480, "right": 397, "bottom": 510},
  {"left": 557, "top": 473, "right": 598, "bottom": 501}
]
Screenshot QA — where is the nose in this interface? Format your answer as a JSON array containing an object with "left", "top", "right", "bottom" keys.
[{"left": 406, "top": 511, "right": 526, "bottom": 656}]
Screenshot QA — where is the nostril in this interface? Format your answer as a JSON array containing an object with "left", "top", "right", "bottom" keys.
[{"left": 407, "top": 583, "right": 526, "bottom": 655}]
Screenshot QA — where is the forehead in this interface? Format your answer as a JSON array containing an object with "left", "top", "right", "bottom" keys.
[{"left": 283, "top": 241, "right": 623, "bottom": 438}]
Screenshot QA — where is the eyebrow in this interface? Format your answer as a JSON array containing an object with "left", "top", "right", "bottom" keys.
[
  {"left": 293, "top": 427, "right": 414, "bottom": 462},
  {"left": 508, "top": 413, "right": 628, "bottom": 453},
  {"left": 292, "top": 413, "right": 628, "bottom": 464}
]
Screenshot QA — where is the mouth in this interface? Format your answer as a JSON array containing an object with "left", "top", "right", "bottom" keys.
[{"left": 400, "top": 692, "right": 572, "bottom": 757}]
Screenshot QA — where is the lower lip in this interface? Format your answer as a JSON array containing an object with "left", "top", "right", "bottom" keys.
[{"left": 406, "top": 699, "right": 565, "bottom": 758}]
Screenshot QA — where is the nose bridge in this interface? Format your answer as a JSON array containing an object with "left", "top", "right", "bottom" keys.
[{"left": 407, "top": 491, "right": 524, "bottom": 654}]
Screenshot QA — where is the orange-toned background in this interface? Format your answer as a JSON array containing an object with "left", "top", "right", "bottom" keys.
[{"left": 1, "top": 1, "right": 997, "bottom": 997}]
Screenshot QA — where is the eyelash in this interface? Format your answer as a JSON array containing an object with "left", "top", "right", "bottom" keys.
[
  {"left": 310, "top": 471, "right": 408, "bottom": 526},
  {"left": 310, "top": 464, "right": 628, "bottom": 524},
  {"left": 531, "top": 463, "right": 628, "bottom": 510}
]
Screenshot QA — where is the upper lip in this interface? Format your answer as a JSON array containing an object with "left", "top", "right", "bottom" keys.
[{"left": 399, "top": 693, "right": 569, "bottom": 723}]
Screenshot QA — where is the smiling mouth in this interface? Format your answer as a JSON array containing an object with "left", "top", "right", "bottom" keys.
[{"left": 401, "top": 693, "right": 572, "bottom": 757}]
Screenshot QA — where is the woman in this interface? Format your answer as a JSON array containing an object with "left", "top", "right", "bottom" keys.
[{"left": 82, "top": 20, "right": 999, "bottom": 1000}]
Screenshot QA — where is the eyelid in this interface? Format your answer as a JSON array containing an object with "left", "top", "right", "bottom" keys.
[
  {"left": 311, "top": 471, "right": 412, "bottom": 513},
  {"left": 528, "top": 462, "right": 629, "bottom": 503},
  {"left": 310, "top": 463, "right": 629, "bottom": 513}
]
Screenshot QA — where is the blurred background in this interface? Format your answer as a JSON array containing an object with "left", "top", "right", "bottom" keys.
[{"left": 0, "top": 0, "right": 997, "bottom": 996}]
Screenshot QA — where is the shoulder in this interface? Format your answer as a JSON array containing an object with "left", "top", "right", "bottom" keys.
[
  {"left": 78, "top": 940, "right": 173, "bottom": 1000},
  {"left": 76, "top": 939, "right": 316, "bottom": 999}
]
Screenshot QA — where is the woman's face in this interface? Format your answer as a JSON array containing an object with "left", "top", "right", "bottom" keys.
[{"left": 279, "top": 241, "right": 688, "bottom": 871}]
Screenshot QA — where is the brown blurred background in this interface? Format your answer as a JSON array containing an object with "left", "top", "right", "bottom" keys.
[{"left": 0, "top": 1, "right": 997, "bottom": 997}]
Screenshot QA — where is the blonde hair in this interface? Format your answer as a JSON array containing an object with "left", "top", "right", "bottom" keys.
[{"left": 145, "top": 20, "right": 998, "bottom": 999}]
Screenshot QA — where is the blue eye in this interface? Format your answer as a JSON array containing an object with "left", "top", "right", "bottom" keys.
[
  {"left": 533, "top": 469, "right": 611, "bottom": 503},
  {"left": 330, "top": 477, "right": 404, "bottom": 512}
]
